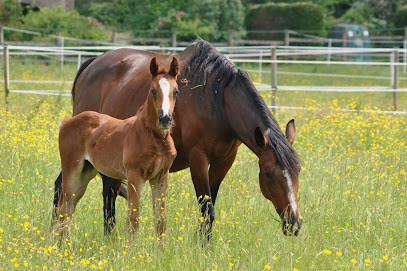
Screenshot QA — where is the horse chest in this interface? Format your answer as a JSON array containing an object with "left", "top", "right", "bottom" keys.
[{"left": 140, "top": 151, "right": 173, "bottom": 180}]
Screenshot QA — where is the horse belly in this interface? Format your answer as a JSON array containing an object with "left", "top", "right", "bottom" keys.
[{"left": 84, "top": 125, "right": 127, "bottom": 180}]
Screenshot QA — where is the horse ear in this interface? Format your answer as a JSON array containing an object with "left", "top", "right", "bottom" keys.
[
  {"left": 169, "top": 57, "right": 179, "bottom": 77},
  {"left": 150, "top": 57, "right": 159, "bottom": 77},
  {"left": 254, "top": 127, "right": 266, "bottom": 148},
  {"left": 285, "top": 119, "right": 296, "bottom": 145}
]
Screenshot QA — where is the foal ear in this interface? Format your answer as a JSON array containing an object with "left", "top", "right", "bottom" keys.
[
  {"left": 254, "top": 127, "right": 267, "bottom": 148},
  {"left": 150, "top": 57, "right": 159, "bottom": 77},
  {"left": 285, "top": 119, "right": 296, "bottom": 145},
  {"left": 169, "top": 57, "right": 179, "bottom": 77}
]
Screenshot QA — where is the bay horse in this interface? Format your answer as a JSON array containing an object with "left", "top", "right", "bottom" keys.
[
  {"left": 53, "top": 40, "right": 303, "bottom": 237},
  {"left": 53, "top": 57, "right": 179, "bottom": 240}
]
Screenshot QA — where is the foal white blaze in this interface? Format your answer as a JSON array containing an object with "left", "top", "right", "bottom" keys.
[
  {"left": 282, "top": 169, "right": 297, "bottom": 215},
  {"left": 159, "top": 78, "right": 171, "bottom": 116}
]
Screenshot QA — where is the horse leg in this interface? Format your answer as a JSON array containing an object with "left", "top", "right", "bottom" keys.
[
  {"left": 126, "top": 171, "right": 145, "bottom": 236},
  {"left": 208, "top": 150, "right": 238, "bottom": 206},
  {"left": 189, "top": 149, "right": 214, "bottom": 240},
  {"left": 101, "top": 175, "right": 122, "bottom": 235},
  {"left": 51, "top": 171, "right": 63, "bottom": 225},
  {"left": 150, "top": 173, "right": 169, "bottom": 238}
]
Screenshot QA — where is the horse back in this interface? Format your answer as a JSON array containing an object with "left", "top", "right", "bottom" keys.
[{"left": 73, "top": 48, "right": 183, "bottom": 119}]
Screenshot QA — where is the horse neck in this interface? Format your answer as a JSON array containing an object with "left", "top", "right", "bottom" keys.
[{"left": 224, "top": 82, "right": 271, "bottom": 157}]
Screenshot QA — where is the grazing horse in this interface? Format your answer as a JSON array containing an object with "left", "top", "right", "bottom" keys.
[
  {"left": 53, "top": 57, "right": 179, "bottom": 240},
  {"left": 53, "top": 40, "right": 303, "bottom": 237}
]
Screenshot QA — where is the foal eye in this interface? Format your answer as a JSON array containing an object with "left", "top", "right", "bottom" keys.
[
  {"left": 151, "top": 88, "right": 157, "bottom": 99},
  {"left": 265, "top": 171, "right": 273, "bottom": 181}
]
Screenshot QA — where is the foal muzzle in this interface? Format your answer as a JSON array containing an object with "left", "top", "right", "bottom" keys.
[{"left": 158, "top": 109, "right": 172, "bottom": 129}]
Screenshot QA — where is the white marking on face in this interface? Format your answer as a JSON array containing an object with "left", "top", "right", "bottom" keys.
[
  {"left": 282, "top": 169, "right": 297, "bottom": 215},
  {"left": 84, "top": 154, "right": 92, "bottom": 164},
  {"left": 159, "top": 78, "right": 171, "bottom": 116}
]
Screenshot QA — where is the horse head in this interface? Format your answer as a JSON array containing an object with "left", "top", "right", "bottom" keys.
[
  {"left": 149, "top": 57, "right": 180, "bottom": 130},
  {"left": 254, "top": 120, "right": 302, "bottom": 236}
]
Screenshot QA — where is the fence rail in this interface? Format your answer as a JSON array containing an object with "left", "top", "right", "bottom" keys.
[
  {"left": 3, "top": 25, "right": 407, "bottom": 48},
  {"left": 1, "top": 44, "right": 406, "bottom": 113}
]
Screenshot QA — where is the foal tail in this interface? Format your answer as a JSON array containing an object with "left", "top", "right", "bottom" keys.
[{"left": 71, "top": 57, "right": 96, "bottom": 100}]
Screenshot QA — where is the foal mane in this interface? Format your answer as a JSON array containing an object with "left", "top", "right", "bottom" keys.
[{"left": 185, "top": 40, "right": 300, "bottom": 176}]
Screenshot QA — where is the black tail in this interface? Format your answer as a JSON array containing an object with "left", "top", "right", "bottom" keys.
[{"left": 72, "top": 57, "right": 96, "bottom": 100}]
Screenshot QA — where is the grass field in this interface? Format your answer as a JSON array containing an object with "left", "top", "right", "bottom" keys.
[{"left": 0, "top": 61, "right": 406, "bottom": 270}]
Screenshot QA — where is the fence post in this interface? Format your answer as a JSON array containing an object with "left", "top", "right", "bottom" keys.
[
  {"left": 111, "top": 31, "right": 117, "bottom": 43},
  {"left": 228, "top": 30, "right": 234, "bottom": 46},
  {"left": 171, "top": 30, "right": 177, "bottom": 47},
  {"left": 0, "top": 25, "right": 4, "bottom": 45},
  {"left": 77, "top": 53, "right": 82, "bottom": 71},
  {"left": 271, "top": 46, "right": 277, "bottom": 114},
  {"left": 258, "top": 50, "right": 263, "bottom": 82},
  {"left": 392, "top": 50, "right": 399, "bottom": 110},
  {"left": 3, "top": 45, "right": 9, "bottom": 105},
  {"left": 404, "top": 27, "right": 407, "bottom": 73},
  {"left": 284, "top": 30, "right": 289, "bottom": 46},
  {"left": 327, "top": 39, "right": 332, "bottom": 63}
]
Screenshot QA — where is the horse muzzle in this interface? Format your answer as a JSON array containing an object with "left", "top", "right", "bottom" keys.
[{"left": 281, "top": 214, "right": 302, "bottom": 236}]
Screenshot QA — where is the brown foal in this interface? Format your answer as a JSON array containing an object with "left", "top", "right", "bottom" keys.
[{"left": 54, "top": 57, "right": 179, "bottom": 240}]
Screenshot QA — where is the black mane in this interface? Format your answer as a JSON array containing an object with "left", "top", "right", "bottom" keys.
[
  {"left": 185, "top": 40, "right": 301, "bottom": 176},
  {"left": 238, "top": 70, "right": 301, "bottom": 176}
]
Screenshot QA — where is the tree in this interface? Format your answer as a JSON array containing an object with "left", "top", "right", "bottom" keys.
[{"left": 77, "top": 0, "right": 245, "bottom": 42}]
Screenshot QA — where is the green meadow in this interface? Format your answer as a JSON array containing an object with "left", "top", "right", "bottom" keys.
[{"left": 0, "top": 60, "right": 406, "bottom": 270}]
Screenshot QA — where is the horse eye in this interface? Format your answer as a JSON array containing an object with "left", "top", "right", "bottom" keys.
[
  {"left": 265, "top": 171, "right": 273, "bottom": 181},
  {"left": 173, "top": 89, "right": 179, "bottom": 98}
]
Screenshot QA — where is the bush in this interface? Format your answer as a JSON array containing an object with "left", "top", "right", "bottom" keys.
[
  {"left": 22, "top": 6, "right": 109, "bottom": 41},
  {"left": 245, "top": 2, "right": 324, "bottom": 40}
]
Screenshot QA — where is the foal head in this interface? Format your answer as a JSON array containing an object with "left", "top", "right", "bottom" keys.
[
  {"left": 255, "top": 120, "right": 302, "bottom": 236},
  {"left": 149, "top": 57, "right": 179, "bottom": 130}
]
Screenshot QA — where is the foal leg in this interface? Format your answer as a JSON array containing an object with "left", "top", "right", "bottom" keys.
[
  {"left": 55, "top": 161, "right": 97, "bottom": 241},
  {"left": 150, "top": 173, "right": 170, "bottom": 238},
  {"left": 101, "top": 175, "right": 122, "bottom": 235},
  {"left": 126, "top": 171, "right": 145, "bottom": 236}
]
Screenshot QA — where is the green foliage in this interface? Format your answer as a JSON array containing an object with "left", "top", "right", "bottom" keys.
[
  {"left": 0, "top": 0, "right": 22, "bottom": 26},
  {"left": 333, "top": 0, "right": 398, "bottom": 32},
  {"left": 22, "top": 6, "right": 109, "bottom": 41},
  {"left": 150, "top": 9, "right": 214, "bottom": 41},
  {"left": 393, "top": 6, "right": 407, "bottom": 34},
  {"left": 245, "top": 2, "right": 324, "bottom": 39},
  {"left": 218, "top": 0, "right": 245, "bottom": 38},
  {"left": 78, "top": 0, "right": 245, "bottom": 42},
  {"left": 340, "top": 4, "right": 373, "bottom": 25}
]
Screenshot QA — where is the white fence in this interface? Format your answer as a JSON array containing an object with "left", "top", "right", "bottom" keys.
[{"left": 1, "top": 44, "right": 406, "bottom": 113}]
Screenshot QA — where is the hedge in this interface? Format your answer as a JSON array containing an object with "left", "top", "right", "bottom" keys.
[{"left": 245, "top": 2, "right": 324, "bottom": 40}]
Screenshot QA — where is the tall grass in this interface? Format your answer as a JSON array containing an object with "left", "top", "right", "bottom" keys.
[{"left": 0, "top": 61, "right": 406, "bottom": 270}]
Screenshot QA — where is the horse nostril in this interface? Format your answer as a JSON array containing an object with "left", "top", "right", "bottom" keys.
[
  {"left": 158, "top": 109, "right": 164, "bottom": 118},
  {"left": 281, "top": 215, "right": 302, "bottom": 236}
]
